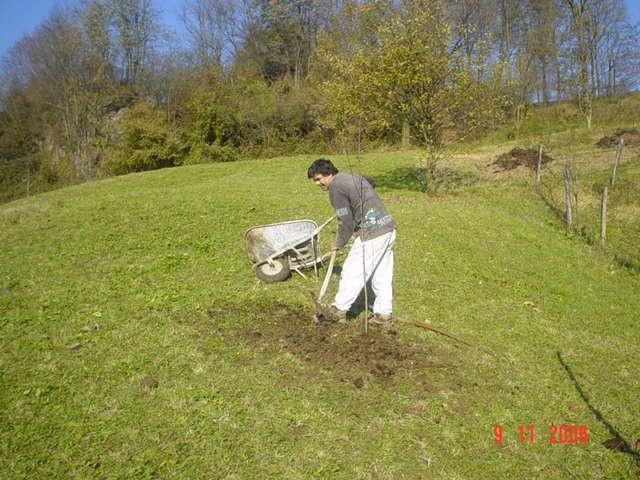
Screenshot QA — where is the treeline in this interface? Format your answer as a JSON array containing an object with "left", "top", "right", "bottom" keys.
[{"left": 1, "top": 0, "right": 638, "bottom": 202}]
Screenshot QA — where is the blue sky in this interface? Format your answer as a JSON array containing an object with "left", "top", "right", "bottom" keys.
[
  {"left": 0, "top": 0, "right": 186, "bottom": 58},
  {"left": 1, "top": 0, "right": 639, "bottom": 60}
]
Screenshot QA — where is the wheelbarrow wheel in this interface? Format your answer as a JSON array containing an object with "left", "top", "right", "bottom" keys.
[{"left": 255, "top": 257, "right": 290, "bottom": 283}]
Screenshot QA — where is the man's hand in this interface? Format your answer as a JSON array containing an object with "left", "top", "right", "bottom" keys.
[{"left": 331, "top": 243, "right": 340, "bottom": 252}]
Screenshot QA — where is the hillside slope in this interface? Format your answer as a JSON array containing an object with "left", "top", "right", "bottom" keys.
[{"left": 1, "top": 152, "right": 639, "bottom": 478}]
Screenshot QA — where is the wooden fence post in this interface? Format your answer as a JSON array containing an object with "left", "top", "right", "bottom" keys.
[
  {"left": 599, "top": 187, "right": 608, "bottom": 249},
  {"left": 535, "top": 143, "right": 543, "bottom": 183},
  {"left": 563, "top": 164, "right": 573, "bottom": 230},
  {"left": 610, "top": 137, "right": 624, "bottom": 186}
]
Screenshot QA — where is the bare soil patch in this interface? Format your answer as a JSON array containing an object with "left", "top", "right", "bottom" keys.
[
  {"left": 596, "top": 128, "right": 640, "bottom": 148},
  {"left": 225, "top": 301, "right": 460, "bottom": 385},
  {"left": 491, "top": 148, "right": 554, "bottom": 171}
]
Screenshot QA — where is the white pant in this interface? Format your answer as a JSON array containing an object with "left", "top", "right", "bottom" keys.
[{"left": 332, "top": 229, "right": 396, "bottom": 315}]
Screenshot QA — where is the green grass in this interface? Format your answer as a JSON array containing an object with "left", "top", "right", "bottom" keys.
[
  {"left": 1, "top": 147, "right": 639, "bottom": 478},
  {"left": 474, "top": 91, "right": 640, "bottom": 146}
]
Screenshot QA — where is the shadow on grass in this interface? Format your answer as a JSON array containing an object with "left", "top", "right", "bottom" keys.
[
  {"left": 556, "top": 351, "right": 640, "bottom": 462},
  {"left": 375, "top": 166, "right": 477, "bottom": 193},
  {"left": 375, "top": 167, "right": 429, "bottom": 192}
]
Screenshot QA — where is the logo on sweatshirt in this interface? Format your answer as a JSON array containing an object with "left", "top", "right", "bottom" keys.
[{"left": 363, "top": 209, "right": 380, "bottom": 229}]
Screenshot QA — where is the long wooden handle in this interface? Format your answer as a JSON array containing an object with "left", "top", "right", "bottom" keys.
[
  {"left": 395, "top": 317, "right": 496, "bottom": 356},
  {"left": 318, "top": 250, "right": 336, "bottom": 301}
]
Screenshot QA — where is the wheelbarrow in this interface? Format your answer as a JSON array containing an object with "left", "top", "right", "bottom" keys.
[{"left": 244, "top": 216, "right": 335, "bottom": 283}]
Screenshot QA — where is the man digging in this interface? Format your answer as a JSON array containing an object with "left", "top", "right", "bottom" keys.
[{"left": 308, "top": 158, "right": 397, "bottom": 327}]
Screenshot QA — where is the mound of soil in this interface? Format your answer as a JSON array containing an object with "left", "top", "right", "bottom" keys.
[
  {"left": 230, "top": 301, "right": 459, "bottom": 385},
  {"left": 491, "top": 148, "right": 553, "bottom": 171},
  {"left": 596, "top": 128, "right": 640, "bottom": 148}
]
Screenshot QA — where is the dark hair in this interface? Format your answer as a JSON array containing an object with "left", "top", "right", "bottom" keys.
[{"left": 307, "top": 158, "right": 338, "bottom": 178}]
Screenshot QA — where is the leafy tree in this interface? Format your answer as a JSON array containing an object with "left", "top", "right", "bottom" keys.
[
  {"left": 2, "top": 6, "right": 117, "bottom": 181},
  {"left": 100, "top": 100, "right": 188, "bottom": 174},
  {"left": 0, "top": 89, "right": 44, "bottom": 201},
  {"left": 181, "top": 74, "right": 240, "bottom": 162},
  {"left": 234, "top": 0, "right": 332, "bottom": 85},
  {"left": 316, "top": 1, "right": 506, "bottom": 150}
]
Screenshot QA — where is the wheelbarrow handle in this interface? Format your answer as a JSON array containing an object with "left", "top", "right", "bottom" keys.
[{"left": 318, "top": 249, "right": 337, "bottom": 301}]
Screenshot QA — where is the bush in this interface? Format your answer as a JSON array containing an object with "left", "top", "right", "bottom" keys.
[
  {"left": 100, "top": 101, "right": 188, "bottom": 175},
  {"left": 184, "top": 142, "right": 238, "bottom": 164}
]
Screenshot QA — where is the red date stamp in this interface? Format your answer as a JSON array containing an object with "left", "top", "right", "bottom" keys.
[{"left": 493, "top": 424, "right": 589, "bottom": 445}]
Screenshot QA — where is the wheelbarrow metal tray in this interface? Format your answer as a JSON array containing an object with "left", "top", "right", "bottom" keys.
[{"left": 244, "top": 219, "right": 319, "bottom": 269}]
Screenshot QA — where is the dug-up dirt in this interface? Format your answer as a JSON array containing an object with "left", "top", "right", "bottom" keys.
[
  {"left": 225, "top": 301, "right": 464, "bottom": 388},
  {"left": 596, "top": 128, "right": 640, "bottom": 148},
  {"left": 490, "top": 147, "right": 554, "bottom": 171}
]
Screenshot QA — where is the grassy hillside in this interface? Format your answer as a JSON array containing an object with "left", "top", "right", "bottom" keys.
[{"left": 1, "top": 145, "right": 639, "bottom": 478}]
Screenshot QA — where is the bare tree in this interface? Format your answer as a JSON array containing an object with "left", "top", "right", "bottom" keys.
[
  {"left": 111, "top": 0, "right": 158, "bottom": 86},
  {"left": 447, "top": 0, "right": 496, "bottom": 77},
  {"left": 562, "top": 0, "right": 594, "bottom": 127},
  {"left": 82, "top": 0, "right": 114, "bottom": 67},
  {"left": 181, "top": 0, "right": 239, "bottom": 69},
  {"left": 524, "top": 0, "right": 560, "bottom": 103},
  {"left": 590, "top": 0, "right": 638, "bottom": 95}
]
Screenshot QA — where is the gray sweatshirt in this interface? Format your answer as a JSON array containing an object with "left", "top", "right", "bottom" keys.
[{"left": 328, "top": 172, "right": 396, "bottom": 248}]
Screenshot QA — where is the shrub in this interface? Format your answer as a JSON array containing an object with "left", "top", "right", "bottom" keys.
[
  {"left": 184, "top": 142, "right": 238, "bottom": 164},
  {"left": 100, "top": 101, "right": 188, "bottom": 175}
]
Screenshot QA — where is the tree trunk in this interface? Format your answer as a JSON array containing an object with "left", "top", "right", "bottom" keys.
[
  {"left": 401, "top": 120, "right": 410, "bottom": 150},
  {"left": 563, "top": 164, "right": 573, "bottom": 230}
]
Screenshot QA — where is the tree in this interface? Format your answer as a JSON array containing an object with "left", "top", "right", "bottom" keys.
[
  {"left": 83, "top": 0, "right": 115, "bottom": 67},
  {"left": 0, "top": 87, "right": 46, "bottom": 201},
  {"left": 6, "top": 7, "right": 116, "bottom": 179},
  {"left": 100, "top": 100, "right": 189, "bottom": 174},
  {"left": 447, "top": 0, "right": 495, "bottom": 74},
  {"left": 587, "top": 0, "right": 638, "bottom": 95},
  {"left": 525, "top": 0, "right": 560, "bottom": 103},
  {"left": 234, "top": 0, "right": 332, "bottom": 85},
  {"left": 111, "top": 0, "right": 158, "bottom": 87},
  {"left": 181, "top": 0, "right": 238, "bottom": 69},
  {"left": 316, "top": 1, "right": 506, "bottom": 150}
]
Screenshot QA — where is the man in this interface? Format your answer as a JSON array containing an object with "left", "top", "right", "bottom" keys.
[{"left": 308, "top": 158, "right": 396, "bottom": 326}]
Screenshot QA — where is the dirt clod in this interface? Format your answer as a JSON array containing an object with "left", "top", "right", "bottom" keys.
[
  {"left": 602, "top": 437, "right": 630, "bottom": 453},
  {"left": 491, "top": 148, "right": 554, "bottom": 171},
  {"left": 596, "top": 128, "right": 640, "bottom": 148},
  {"left": 140, "top": 376, "right": 158, "bottom": 389}
]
